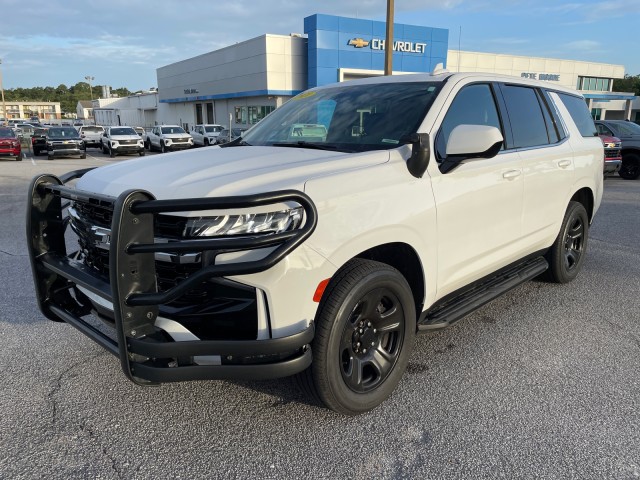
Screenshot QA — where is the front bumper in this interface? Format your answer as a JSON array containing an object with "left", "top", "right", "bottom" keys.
[
  {"left": 604, "top": 159, "right": 622, "bottom": 174},
  {"left": 113, "top": 145, "right": 144, "bottom": 154},
  {"left": 48, "top": 147, "right": 84, "bottom": 157},
  {"left": 0, "top": 148, "right": 21, "bottom": 158},
  {"left": 27, "top": 170, "right": 318, "bottom": 384},
  {"left": 166, "top": 142, "right": 191, "bottom": 151}
]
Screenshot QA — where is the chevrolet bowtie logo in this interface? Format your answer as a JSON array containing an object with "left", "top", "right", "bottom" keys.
[{"left": 348, "top": 38, "right": 370, "bottom": 48}]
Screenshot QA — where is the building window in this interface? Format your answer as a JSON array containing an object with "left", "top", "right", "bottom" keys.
[
  {"left": 195, "top": 103, "right": 203, "bottom": 124},
  {"left": 206, "top": 103, "right": 214, "bottom": 123},
  {"left": 577, "top": 76, "right": 611, "bottom": 92},
  {"left": 591, "top": 108, "right": 602, "bottom": 120},
  {"left": 234, "top": 106, "right": 247, "bottom": 124}
]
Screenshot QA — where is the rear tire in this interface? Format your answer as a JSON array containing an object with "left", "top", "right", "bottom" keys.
[
  {"left": 296, "top": 259, "right": 415, "bottom": 415},
  {"left": 619, "top": 153, "right": 640, "bottom": 180},
  {"left": 544, "top": 201, "right": 589, "bottom": 283}
]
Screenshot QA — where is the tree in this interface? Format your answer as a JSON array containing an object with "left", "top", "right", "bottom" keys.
[{"left": 613, "top": 74, "right": 640, "bottom": 96}]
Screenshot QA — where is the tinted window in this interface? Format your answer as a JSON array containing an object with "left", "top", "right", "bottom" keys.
[
  {"left": 436, "top": 83, "right": 502, "bottom": 160},
  {"left": 501, "top": 85, "right": 549, "bottom": 148},
  {"left": 557, "top": 93, "right": 597, "bottom": 137},
  {"left": 48, "top": 128, "right": 79, "bottom": 138},
  {"left": 596, "top": 123, "right": 614, "bottom": 136},
  {"left": 82, "top": 126, "right": 103, "bottom": 133},
  {"left": 161, "top": 126, "right": 186, "bottom": 134},
  {"left": 110, "top": 127, "right": 136, "bottom": 135},
  {"left": 0, "top": 128, "right": 15, "bottom": 137},
  {"left": 615, "top": 121, "right": 640, "bottom": 135}
]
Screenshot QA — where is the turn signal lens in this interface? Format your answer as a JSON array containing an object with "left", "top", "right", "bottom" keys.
[{"left": 313, "top": 278, "right": 331, "bottom": 302}]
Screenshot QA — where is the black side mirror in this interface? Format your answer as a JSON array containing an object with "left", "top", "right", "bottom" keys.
[{"left": 401, "top": 133, "right": 430, "bottom": 178}]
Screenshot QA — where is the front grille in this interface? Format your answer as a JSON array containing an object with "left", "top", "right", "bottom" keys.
[
  {"left": 172, "top": 138, "right": 189, "bottom": 143},
  {"left": 51, "top": 143, "right": 80, "bottom": 150},
  {"left": 604, "top": 148, "right": 621, "bottom": 159},
  {"left": 71, "top": 201, "right": 209, "bottom": 306},
  {"left": 119, "top": 139, "right": 138, "bottom": 145}
]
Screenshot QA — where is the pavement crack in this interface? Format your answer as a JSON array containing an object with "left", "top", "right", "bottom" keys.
[
  {"left": 0, "top": 248, "right": 28, "bottom": 257},
  {"left": 80, "top": 422, "right": 125, "bottom": 480}
]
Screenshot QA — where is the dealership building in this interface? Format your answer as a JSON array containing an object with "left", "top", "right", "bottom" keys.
[{"left": 94, "top": 13, "right": 637, "bottom": 129}]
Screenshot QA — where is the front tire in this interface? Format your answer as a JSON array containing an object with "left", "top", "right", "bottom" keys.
[
  {"left": 47, "top": 154, "right": 53, "bottom": 160},
  {"left": 139, "top": 150, "right": 145, "bottom": 156},
  {"left": 545, "top": 201, "right": 589, "bottom": 283},
  {"left": 619, "top": 153, "right": 640, "bottom": 180},
  {"left": 109, "top": 147, "right": 115, "bottom": 158},
  {"left": 298, "top": 259, "right": 415, "bottom": 415},
  {"left": 161, "top": 142, "right": 167, "bottom": 154},
  {"left": 16, "top": 152, "right": 23, "bottom": 161}
]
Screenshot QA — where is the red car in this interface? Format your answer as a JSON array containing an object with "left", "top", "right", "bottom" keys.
[
  {"left": 599, "top": 134, "right": 622, "bottom": 174},
  {"left": 0, "top": 127, "right": 22, "bottom": 161}
]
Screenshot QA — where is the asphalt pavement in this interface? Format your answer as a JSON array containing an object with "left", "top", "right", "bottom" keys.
[{"left": 1, "top": 149, "right": 639, "bottom": 479}]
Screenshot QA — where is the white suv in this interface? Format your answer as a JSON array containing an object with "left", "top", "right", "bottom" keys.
[
  {"left": 27, "top": 72, "right": 603, "bottom": 415},
  {"left": 190, "top": 124, "right": 224, "bottom": 146},
  {"left": 100, "top": 126, "right": 145, "bottom": 157}
]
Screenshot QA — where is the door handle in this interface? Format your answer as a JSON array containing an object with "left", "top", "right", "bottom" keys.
[
  {"left": 502, "top": 170, "right": 522, "bottom": 179},
  {"left": 558, "top": 159, "right": 572, "bottom": 168}
]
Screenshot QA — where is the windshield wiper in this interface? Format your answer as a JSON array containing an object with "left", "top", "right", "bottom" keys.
[{"left": 272, "top": 141, "right": 351, "bottom": 152}]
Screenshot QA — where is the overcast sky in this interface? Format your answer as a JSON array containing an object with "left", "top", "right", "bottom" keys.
[{"left": 1, "top": 0, "right": 638, "bottom": 91}]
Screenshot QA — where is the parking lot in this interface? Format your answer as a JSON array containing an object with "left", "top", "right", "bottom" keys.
[{"left": 1, "top": 149, "right": 639, "bottom": 479}]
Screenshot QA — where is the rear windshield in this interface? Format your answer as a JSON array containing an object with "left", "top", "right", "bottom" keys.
[
  {"left": 0, "top": 128, "right": 16, "bottom": 137},
  {"left": 161, "top": 126, "right": 186, "bottom": 134},
  {"left": 110, "top": 127, "right": 136, "bottom": 135},
  {"left": 48, "top": 128, "right": 79, "bottom": 138},
  {"left": 81, "top": 126, "right": 104, "bottom": 133}
]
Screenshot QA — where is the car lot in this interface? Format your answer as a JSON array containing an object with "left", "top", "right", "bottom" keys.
[{"left": 1, "top": 154, "right": 639, "bottom": 478}]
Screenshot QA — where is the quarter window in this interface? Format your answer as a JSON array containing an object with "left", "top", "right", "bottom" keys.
[
  {"left": 501, "top": 85, "right": 550, "bottom": 148},
  {"left": 557, "top": 93, "right": 598, "bottom": 137},
  {"left": 436, "top": 83, "right": 502, "bottom": 160}
]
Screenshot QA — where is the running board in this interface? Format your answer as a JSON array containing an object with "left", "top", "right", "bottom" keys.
[{"left": 418, "top": 256, "right": 549, "bottom": 332}]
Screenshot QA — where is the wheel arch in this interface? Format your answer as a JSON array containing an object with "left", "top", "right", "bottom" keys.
[
  {"left": 570, "top": 187, "right": 594, "bottom": 222},
  {"left": 620, "top": 147, "right": 640, "bottom": 158},
  {"left": 352, "top": 242, "right": 425, "bottom": 322}
]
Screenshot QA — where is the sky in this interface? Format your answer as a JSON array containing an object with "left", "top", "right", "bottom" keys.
[{"left": 1, "top": 0, "right": 639, "bottom": 91}]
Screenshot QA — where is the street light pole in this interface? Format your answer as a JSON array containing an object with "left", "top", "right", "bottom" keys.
[
  {"left": 0, "top": 58, "right": 7, "bottom": 126},
  {"left": 384, "top": 0, "right": 395, "bottom": 76},
  {"left": 85, "top": 75, "right": 95, "bottom": 124}
]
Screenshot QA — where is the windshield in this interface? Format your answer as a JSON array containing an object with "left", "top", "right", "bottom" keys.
[
  {"left": 161, "top": 126, "right": 186, "bottom": 134},
  {"left": 205, "top": 125, "right": 223, "bottom": 133},
  {"left": 242, "top": 81, "right": 440, "bottom": 152},
  {"left": 111, "top": 127, "right": 136, "bottom": 135},
  {"left": 0, "top": 128, "right": 15, "bottom": 138},
  {"left": 48, "top": 128, "right": 79, "bottom": 138}
]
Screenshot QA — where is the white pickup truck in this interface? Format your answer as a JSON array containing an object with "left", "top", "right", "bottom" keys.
[
  {"left": 28, "top": 72, "right": 603, "bottom": 415},
  {"left": 144, "top": 125, "right": 193, "bottom": 153},
  {"left": 190, "top": 124, "right": 224, "bottom": 146}
]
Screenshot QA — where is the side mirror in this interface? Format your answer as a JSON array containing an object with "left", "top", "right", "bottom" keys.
[
  {"left": 401, "top": 132, "right": 430, "bottom": 178},
  {"left": 440, "top": 125, "right": 503, "bottom": 173}
]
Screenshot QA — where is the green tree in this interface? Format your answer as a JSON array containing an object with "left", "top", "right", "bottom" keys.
[{"left": 613, "top": 74, "right": 640, "bottom": 95}]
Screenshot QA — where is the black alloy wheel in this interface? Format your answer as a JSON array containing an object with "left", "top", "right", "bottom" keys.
[
  {"left": 297, "top": 259, "right": 415, "bottom": 415},
  {"left": 619, "top": 153, "right": 640, "bottom": 180},
  {"left": 339, "top": 288, "right": 405, "bottom": 393},
  {"left": 161, "top": 142, "right": 166, "bottom": 153},
  {"left": 544, "top": 201, "right": 589, "bottom": 283}
]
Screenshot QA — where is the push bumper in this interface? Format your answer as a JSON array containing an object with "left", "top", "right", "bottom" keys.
[{"left": 27, "top": 169, "right": 318, "bottom": 385}]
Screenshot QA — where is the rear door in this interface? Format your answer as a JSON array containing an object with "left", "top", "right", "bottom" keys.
[{"left": 497, "top": 84, "right": 575, "bottom": 250}]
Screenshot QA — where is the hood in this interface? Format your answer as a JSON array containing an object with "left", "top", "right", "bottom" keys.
[
  {"left": 163, "top": 133, "right": 191, "bottom": 140},
  {"left": 111, "top": 134, "right": 141, "bottom": 141},
  {"left": 598, "top": 134, "right": 620, "bottom": 144},
  {"left": 76, "top": 146, "right": 389, "bottom": 199}
]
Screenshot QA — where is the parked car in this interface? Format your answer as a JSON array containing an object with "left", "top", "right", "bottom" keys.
[
  {"left": 15, "top": 123, "right": 35, "bottom": 138},
  {"left": 145, "top": 125, "right": 193, "bottom": 152},
  {"left": 101, "top": 126, "right": 145, "bottom": 157},
  {"left": 190, "top": 124, "right": 225, "bottom": 146},
  {"left": 31, "top": 127, "right": 49, "bottom": 155},
  {"left": 77, "top": 125, "right": 105, "bottom": 148},
  {"left": 27, "top": 72, "right": 603, "bottom": 415},
  {"left": 0, "top": 127, "right": 22, "bottom": 161},
  {"left": 215, "top": 128, "right": 247, "bottom": 145},
  {"left": 132, "top": 127, "right": 145, "bottom": 137},
  {"left": 597, "top": 132, "right": 622, "bottom": 175},
  {"left": 594, "top": 120, "right": 640, "bottom": 179},
  {"left": 45, "top": 126, "right": 86, "bottom": 160}
]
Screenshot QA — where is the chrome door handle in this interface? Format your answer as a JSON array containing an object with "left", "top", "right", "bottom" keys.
[
  {"left": 502, "top": 170, "right": 522, "bottom": 179},
  {"left": 558, "top": 159, "right": 572, "bottom": 168}
]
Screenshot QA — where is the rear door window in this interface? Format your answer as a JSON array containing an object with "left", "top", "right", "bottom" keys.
[{"left": 500, "top": 85, "right": 550, "bottom": 148}]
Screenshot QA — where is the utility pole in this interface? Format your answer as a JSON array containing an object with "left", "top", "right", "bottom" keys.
[
  {"left": 85, "top": 76, "right": 95, "bottom": 124},
  {"left": 384, "top": 0, "right": 395, "bottom": 76},
  {"left": 0, "top": 58, "right": 7, "bottom": 126}
]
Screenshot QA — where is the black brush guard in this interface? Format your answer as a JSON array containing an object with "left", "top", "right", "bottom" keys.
[{"left": 27, "top": 169, "right": 317, "bottom": 385}]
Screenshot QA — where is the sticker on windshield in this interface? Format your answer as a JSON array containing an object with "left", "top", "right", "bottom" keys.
[
  {"left": 293, "top": 91, "right": 317, "bottom": 100},
  {"left": 381, "top": 138, "right": 399, "bottom": 144}
]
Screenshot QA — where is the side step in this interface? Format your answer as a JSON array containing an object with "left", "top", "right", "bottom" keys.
[{"left": 418, "top": 256, "right": 548, "bottom": 332}]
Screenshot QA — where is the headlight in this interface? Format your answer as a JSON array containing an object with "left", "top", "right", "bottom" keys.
[
  {"left": 183, "top": 208, "right": 303, "bottom": 237},
  {"left": 46, "top": 141, "right": 53, "bottom": 146}
]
